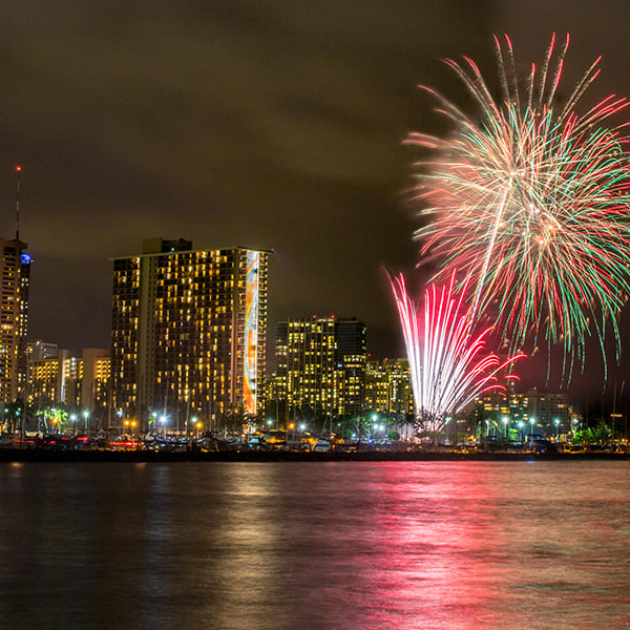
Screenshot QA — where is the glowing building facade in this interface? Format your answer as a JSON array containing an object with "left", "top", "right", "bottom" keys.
[
  {"left": 111, "top": 238, "right": 269, "bottom": 429},
  {"left": 364, "top": 358, "right": 414, "bottom": 418},
  {"left": 475, "top": 387, "right": 571, "bottom": 438},
  {"left": 525, "top": 388, "right": 571, "bottom": 433},
  {"left": 0, "top": 237, "right": 31, "bottom": 403},
  {"left": 28, "top": 349, "right": 110, "bottom": 415},
  {"left": 275, "top": 316, "right": 366, "bottom": 419},
  {"left": 29, "top": 350, "right": 82, "bottom": 410},
  {"left": 81, "top": 349, "right": 111, "bottom": 415}
]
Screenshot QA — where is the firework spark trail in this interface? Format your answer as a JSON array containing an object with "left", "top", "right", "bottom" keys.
[
  {"left": 389, "top": 272, "right": 524, "bottom": 432},
  {"left": 407, "top": 34, "right": 630, "bottom": 380}
]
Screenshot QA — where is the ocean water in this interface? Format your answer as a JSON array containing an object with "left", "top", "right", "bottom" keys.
[{"left": 0, "top": 461, "right": 629, "bottom": 630}]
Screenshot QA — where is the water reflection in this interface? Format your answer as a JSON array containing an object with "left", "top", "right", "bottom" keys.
[{"left": 0, "top": 462, "right": 629, "bottom": 629}]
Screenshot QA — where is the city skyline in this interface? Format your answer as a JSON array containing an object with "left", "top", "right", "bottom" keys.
[
  {"left": 2, "top": 7, "right": 630, "bottom": 630},
  {"left": 2, "top": 2, "right": 630, "bottom": 401}
]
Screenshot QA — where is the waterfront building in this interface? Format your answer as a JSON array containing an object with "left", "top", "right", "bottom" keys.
[
  {"left": 364, "top": 358, "right": 414, "bottom": 418},
  {"left": 28, "top": 349, "right": 110, "bottom": 416},
  {"left": 274, "top": 316, "right": 366, "bottom": 420},
  {"left": 29, "top": 350, "right": 82, "bottom": 411},
  {"left": 275, "top": 317, "right": 337, "bottom": 420},
  {"left": 478, "top": 392, "right": 513, "bottom": 425},
  {"left": 81, "top": 349, "right": 111, "bottom": 415},
  {"left": 0, "top": 236, "right": 31, "bottom": 404},
  {"left": 25, "top": 340, "right": 58, "bottom": 409},
  {"left": 526, "top": 388, "right": 571, "bottom": 436},
  {"left": 475, "top": 386, "right": 528, "bottom": 438},
  {"left": 507, "top": 390, "right": 530, "bottom": 426},
  {"left": 334, "top": 318, "right": 367, "bottom": 416},
  {"left": 111, "top": 238, "right": 269, "bottom": 430},
  {"left": 475, "top": 387, "right": 570, "bottom": 438}
]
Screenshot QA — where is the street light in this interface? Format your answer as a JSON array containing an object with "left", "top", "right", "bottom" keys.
[
  {"left": 83, "top": 410, "right": 90, "bottom": 436},
  {"left": 502, "top": 417, "right": 509, "bottom": 440},
  {"left": 529, "top": 418, "right": 536, "bottom": 440},
  {"left": 554, "top": 418, "right": 560, "bottom": 441},
  {"left": 518, "top": 421, "right": 524, "bottom": 444}
]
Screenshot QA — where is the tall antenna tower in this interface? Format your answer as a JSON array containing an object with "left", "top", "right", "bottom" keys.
[{"left": 15, "top": 165, "right": 21, "bottom": 241}]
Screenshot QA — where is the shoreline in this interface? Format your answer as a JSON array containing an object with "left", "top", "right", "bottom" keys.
[{"left": 2, "top": 449, "right": 630, "bottom": 463}]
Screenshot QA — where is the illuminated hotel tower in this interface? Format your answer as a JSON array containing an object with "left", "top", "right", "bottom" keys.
[
  {"left": 111, "top": 238, "right": 269, "bottom": 429},
  {"left": 0, "top": 237, "right": 31, "bottom": 403},
  {"left": 275, "top": 316, "right": 366, "bottom": 419},
  {"left": 0, "top": 167, "right": 31, "bottom": 403}
]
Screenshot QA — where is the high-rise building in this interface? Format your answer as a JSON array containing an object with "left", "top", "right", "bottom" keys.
[
  {"left": 364, "top": 358, "right": 414, "bottom": 418},
  {"left": 0, "top": 237, "right": 31, "bottom": 403},
  {"left": 275, "top": 317, "right": 337, "bottom": 419},
  {"left": 275, "top": 316, "right": 366, "bottom": 419},
  {"left": 111, "top": 238, "right": 269, "bottom": 429},
  {"left": 335, "top": 318, "right": 367, "bottom": 416}
]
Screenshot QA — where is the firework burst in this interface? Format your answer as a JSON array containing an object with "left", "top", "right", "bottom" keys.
[
  {"left": 389, "top": 272, "right": 523, "bottom": 433},
  {"left": 408, "top": 34, "right": 630, "bottom": 378}
]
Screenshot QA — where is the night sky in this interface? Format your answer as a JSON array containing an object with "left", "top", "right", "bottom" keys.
[{"left": 2, "top": 1, "right": 630, "bottom": 401}]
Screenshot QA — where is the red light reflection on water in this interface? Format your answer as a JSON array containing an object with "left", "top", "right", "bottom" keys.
[
  {"left": 330, "top": 461, "right": 630, "bottom": 630},
  {"left": 352, "top": 462, "right": 511, "bottom": 630}
]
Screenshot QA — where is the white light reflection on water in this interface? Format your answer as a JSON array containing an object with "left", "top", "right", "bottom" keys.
[{"left": 0, "top": 462, "right": 629, "bottom": 630}]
